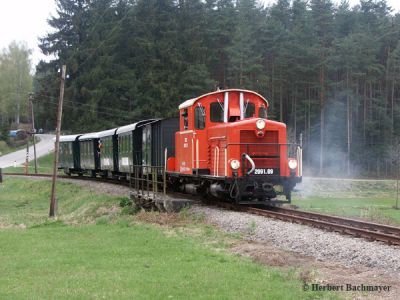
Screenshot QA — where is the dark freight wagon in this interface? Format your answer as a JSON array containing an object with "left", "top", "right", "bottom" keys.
[
  {"left": 59, "top": 134, "right": 81, "bottom": 174},
  {"left": 142, "top": 118, "right": 179, "bottom": 168}
]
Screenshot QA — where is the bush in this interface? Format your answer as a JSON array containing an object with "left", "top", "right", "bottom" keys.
[
  {"left": 0, "top": 140, "right": 9, "bottom": 155},
  {"left": 119, "top": 197, "right": 133, "bottom": 207},
  {"left": 120, "top": 197, "right": 140, "bottom": 215},
  {"left": 0, "top": 125, "right": 9, "bottom": 143}
]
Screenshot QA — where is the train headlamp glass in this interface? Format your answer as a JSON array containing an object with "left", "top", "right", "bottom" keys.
[
  {"left": 230, "top": 159, "right": 240, "bottom": 170},
  {"left": 256, "top": 119, "right": 266, "bottom": 130},
  {"left": 288, "top": 159, "right": 298, "bottom": 170}
]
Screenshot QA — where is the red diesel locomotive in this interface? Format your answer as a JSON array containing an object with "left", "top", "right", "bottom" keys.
[
  {"left": 59, "top": 89, "right": 302, "bottom": 204},
  {"left": 167, "top": 89, "right": 302, "bottom": 204}
]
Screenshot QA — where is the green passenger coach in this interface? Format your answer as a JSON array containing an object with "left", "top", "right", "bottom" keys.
[{"left": 59, "top": 134, "right": 81, "bottom": 174}]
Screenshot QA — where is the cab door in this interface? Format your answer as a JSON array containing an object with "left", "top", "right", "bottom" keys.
[{"left": 176, "top": 108, "right": 194, "bottom": 175}]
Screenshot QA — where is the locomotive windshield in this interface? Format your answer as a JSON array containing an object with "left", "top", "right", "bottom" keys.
[
  {"left": 259, "top": 107, "right": 267, "bottom": 118},
  {"left": 244, "top": 102, "right": 255, "bottom": 118},
  {"left": 210, "top": 102, "right": 224, "bottom": 122},
  {"left": 210, "top": 100, "right": 264, "bottom": 122}
]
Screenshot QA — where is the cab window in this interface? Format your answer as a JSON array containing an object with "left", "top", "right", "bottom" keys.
[
  {"left": 195, "top": 106, "right": 206, "bottom": 129},
  {"left": 259, "top": 107, "right": 267, "bottom": 119},
  {"left": 244, "top": 103, "right": 255, "bottom": 118},
  {"left": 210, "top": 102, "right": 224, "bottom": 122},
  {"left": 182, "top": 109, "right": 189, "bottom": 130}
]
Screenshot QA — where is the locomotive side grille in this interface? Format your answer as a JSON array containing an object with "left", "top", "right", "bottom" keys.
[{"left": 240, "top": 130, "right": 280, "bottom": 171}]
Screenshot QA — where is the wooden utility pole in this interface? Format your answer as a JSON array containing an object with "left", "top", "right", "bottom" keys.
[
  {"left": 50, "top": 65, "right": 66, "bottom": 218},
  {"left": 397, "top": 146, "right": 399, "bottom": 210},
  {"left": 29, "top": 93, "right": 38, "bottom": 174},
  {"left": 25, "top": 134, "right": 29, "bottom": 175}
]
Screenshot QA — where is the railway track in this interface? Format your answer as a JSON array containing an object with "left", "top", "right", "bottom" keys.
[
  {"left": 2, "top": 172, "right": 132, "bottom": 186},
  {"left": 219, "top": 203, "right": 400, "bottom": 246},
  {"left": 4, "top": 172, "right": 400, "bottom": 246}
]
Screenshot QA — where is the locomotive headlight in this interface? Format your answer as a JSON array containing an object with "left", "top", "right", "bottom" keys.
[
  {"left": 288, "top": 159, "right": 298, "bottom": 170},
  {"left": 256, "top": 119, "right": 266, "bottom": 130},
  {"left": 230, "top": 159, "right": 241, "bottom": 170}
]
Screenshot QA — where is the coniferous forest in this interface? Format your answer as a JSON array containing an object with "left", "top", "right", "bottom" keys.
[{"left": 34, "top": 0, "right": 400, "bottom": 177}]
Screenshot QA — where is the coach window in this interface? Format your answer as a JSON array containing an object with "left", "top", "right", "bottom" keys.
[
  {"left": 195, "top": 105, "right": 206, "bottom": 129},
  {"left": 259, "top": 106, "right": 267, "bottom": 119},
  {"left": 182, "top": 109, "right": 189, "bottom": 130},
  {"left": 244, "top": 102, "right": 255, "bottom": 118},
  {"left": 210, "top": 102, "right": 224, "bottom": 122}
]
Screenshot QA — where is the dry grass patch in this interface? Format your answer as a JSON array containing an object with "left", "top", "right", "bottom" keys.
[{"left": 134, "top": 210, "right": 192, "bottom": 226}]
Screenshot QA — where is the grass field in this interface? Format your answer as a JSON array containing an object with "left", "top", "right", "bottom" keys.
[
  {"left": 0, "top": 137, "right": 41, "bottom": 157},
  {"left": 293, "top": 178, "right": 400, "bottom": 225},
  {"left": 0, "top": 178, "right": 329, "bottom": 299},
  {"left": 0, "top": 141, "right": 27, "bottom": 157}
]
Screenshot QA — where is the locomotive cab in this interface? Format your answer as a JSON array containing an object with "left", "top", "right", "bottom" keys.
[{"left": 171, "top": 89, "right": 302, "bottom": 204}]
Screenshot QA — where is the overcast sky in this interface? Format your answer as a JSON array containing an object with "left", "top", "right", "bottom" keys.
[{"left": 0, "top": 0, "right": 399, "bottom": 69}]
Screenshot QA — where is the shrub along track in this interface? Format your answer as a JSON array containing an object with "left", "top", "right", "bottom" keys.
[{"left": 4, "top": 172, "right": 400, "bottom": 246}]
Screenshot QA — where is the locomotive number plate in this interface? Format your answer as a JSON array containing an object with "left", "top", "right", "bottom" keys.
[{"left": 253, "top": 168, "right": 278, "bottom": 175}]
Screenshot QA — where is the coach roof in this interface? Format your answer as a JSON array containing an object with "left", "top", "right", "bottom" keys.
[
  {"left": 78, "top": 132, "right": 99, "bottom": 140},
  {"left": 116, "top": 119, "right": 158, "bottom": 135},
  {"left": 97, "top": 128, "right": 118, "bottom": 138},
  {"left": 59, "top": 134, "right": 81, "bottom": 142}
]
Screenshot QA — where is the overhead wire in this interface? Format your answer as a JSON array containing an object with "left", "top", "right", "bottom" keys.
[
  {"left": 36, "top": 93, "right": 136, "bottom": 117},
  {"left": 38, "top": 96, "right": 134, "bottom": 120}
]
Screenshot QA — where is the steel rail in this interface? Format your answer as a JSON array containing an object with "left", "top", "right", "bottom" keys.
[
  {"left": 216, "top": 203, "right": 400, "bottom": 246},
  {"left": 272, "top": 207, "right": 400, "bottom": 237},
  {"left": 3, "top": 172, "right": 131, "bottom": 186}
]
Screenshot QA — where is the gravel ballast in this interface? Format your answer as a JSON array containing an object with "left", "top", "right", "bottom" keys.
[{"left": 191, "top": 205, "right": 400, "bottom": 275}]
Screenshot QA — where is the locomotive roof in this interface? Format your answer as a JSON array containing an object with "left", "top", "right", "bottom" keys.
[
  {"left": 97, "top": 128, "right": 118, "bottom": 138},
  {"left": 178, "top": 89, "right": 269, "bottom": 110},
  {"left": 59, "top": 134, "right": 81, "bottom": 142},
  {"left": 116, "top": 119, "right": 157, "bottom": 135},
  {"left": 78, "top": 132, "right": 100, "bottom": 140}
]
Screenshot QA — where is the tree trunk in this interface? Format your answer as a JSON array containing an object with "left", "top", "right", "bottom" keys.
[
  {"left": 271, "top": 56, "right": 275, "bottom": 112},
  {"left": 363, "top": 80, "right": 367, "bottom": 145},
  {"left": 308, "top": 85, "right": 311, "bottom": 168},
  {"left": 347, "top": 70, "right": 351, "bottom": 176},
  {"left": 391, "top": 76, "right": 395, "bottom": 140},
  {"left": 319, "top": 65, "right": 325, "bottom": 175},
  {"left": 294, "top": 89, "right": 297, "bottom": 139},
  {"left": 280, "top": 82, "right": 283, "bottom": 122}
]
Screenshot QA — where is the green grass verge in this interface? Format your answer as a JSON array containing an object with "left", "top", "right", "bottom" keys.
[
  {"left": 3, "top": 152, "right": 56, "bottom": 174},
  {"left": 0, "top": 177, "right": 123, "bottom": 226},
  {"left": 293, "top": 178, "right": 400, "bottom": 225},
  {"left": 0, "top": 137, "right": 40, "bottom": 157},
  {"left": 0, "top": 140, "right": 26, "bottom": 156},
  {"left": 0, "top": 178, "right": 330, "bottom": 300},
  {"left": 0, "top": 226, "right": 309, "bottom": 300}
]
